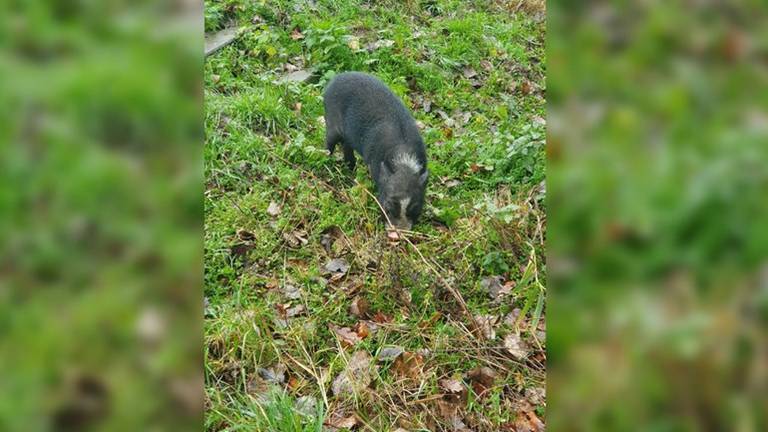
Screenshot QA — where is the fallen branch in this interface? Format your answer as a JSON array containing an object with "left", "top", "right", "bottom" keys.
[{"left": 205, "top": 26, "right": 239, "bottom": 57}]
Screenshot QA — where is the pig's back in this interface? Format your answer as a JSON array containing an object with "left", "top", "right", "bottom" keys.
[{"left": 323, "top": 72, "right": 416, "bottom": 139}]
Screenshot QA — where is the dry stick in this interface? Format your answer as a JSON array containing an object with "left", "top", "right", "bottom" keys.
[
  {"left": 358, "top": 186, "right": 486, "bottom": 341},
  {"left": 405, "top": 393, "right": 445, "bottom": 406}
]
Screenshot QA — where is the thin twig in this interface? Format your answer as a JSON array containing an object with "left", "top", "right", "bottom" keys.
[{"left": 211, "top": 177, "right": 254, "bottom": 219}]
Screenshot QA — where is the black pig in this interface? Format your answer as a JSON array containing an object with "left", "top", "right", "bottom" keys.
[{"left": 323, "top": 72, "right": 428, "bottom": 231}]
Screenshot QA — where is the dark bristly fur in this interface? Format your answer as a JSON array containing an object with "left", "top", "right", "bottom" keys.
[{"left": 323, "top": 72, "right": 428, "bottom": 230}]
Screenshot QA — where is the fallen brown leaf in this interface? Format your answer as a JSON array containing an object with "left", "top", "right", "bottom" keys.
[
  {"left": 353, "top": 321, "right": 370, "bottom": 339},
  {"left": 436, "top": 110, "right": 455, "bottom": 127},
  {"left": 437, "top": 398, "right": 460, "bottom": 419},
  {"left": 525, "top": 387, "right": 546, "bottom": 406},
  {"left": 285, "top": 304, "right": 305, "bottom": 318},
  {"left": 343, "top": 278, "right": 364, "bottom": 295},
  {"left": 512, "top": 402, "right": 545, "bottom": 432},
  {"left": 480, "top": 276, "right": 507, "bottom": 300},
  {"left": 439, "top": 378, "right": 465, "bottom": 394},
  {"left": 324, "top": 258, "right": 350, "bottom": 275},
  {"left": 361, "top": 320, "right": 380, "bottom": 335},
  {"left": 503, "top": 333, "right": 530, "bottom": 360},
  {"left": 331, "top": 351, "right": 375, "bottom": 396},
  {"left": 236, "top": 228, "right": 256, "bottom": 242},
  {"left": 530, "top": 350, "right": 545, "bottom": 365},
  {"left": 392, "top": 352, "right": 425, "bottom": 380},
  {"left": 320, "top": 225, "right": 343, "bottom": 254},
  {"left": 445, "top": 179, "right": 462, "bottom": 188},
  {"left": 372, "top": 311, "right": 393, "bottom": 324},
  {"left": 437, "top": 377, "right": 469, "bottom": 422},
  {"left": 331, "top": 324, "right": 362, "bottom": 347},
  {"left": 474, "top": 314, "right": 497, "bottom": 340},
  {"left": 287, "top": 376, "right": 302, "bottom": 391},
  {"left": 504, "top": 308, "right": 522, "bottom": 326},
  {"left": 274, "top": 302, "right": 288, "bottom": 318},
  {"left": 281, "top": 283, "right": 302, "bottom": 300},
  {"left": 350, "top": 296, "right": 369, "bottom": 318},
  {"left": 378, "top": 346, "right": 404, "bottom": 362},
  {"left": 290, "top": 28, "right": 304, "bottom": 40},
  {"left": 257, "top": 364, "right": 286, "bottom": 384},
  {"left": 520, "top": 80, "right": 534, "bottom": 95},
  {"left": 283, "top": 229, "right": 308, "bottom": 248},
  {"left": 325, "top": 412, "right": 359, "bottom": 430},
  {"left": 266, "top": 201, "right": 281, "bottom": 217},
  {"left": 279, "top": 70, "right": 312, "bottom": 83},
  {"left": 452, "top": 417, "right": 473, "bottom": 432},
  {"left": 467, "top": 367, "right": 497, "bottom": 398}
]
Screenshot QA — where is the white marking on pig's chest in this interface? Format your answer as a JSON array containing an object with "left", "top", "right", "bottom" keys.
[{"left": 399, "top": 197, "right": 411, "bottom": 221}]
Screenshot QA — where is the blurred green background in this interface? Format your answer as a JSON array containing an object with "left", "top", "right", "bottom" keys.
[
  {"left": 548, "top": 1, "right": 768, "bottom": 430},
  {"left": 0, "top": 1, "right": 203, "bottom": 431}
]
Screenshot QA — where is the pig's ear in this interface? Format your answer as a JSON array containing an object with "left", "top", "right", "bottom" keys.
[{"left": 419, "top": 168, "right": 429, "bottom": 185}]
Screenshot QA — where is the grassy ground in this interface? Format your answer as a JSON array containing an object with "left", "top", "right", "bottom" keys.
[{"left": 204, "top": 1, "right": 545, "bottom": 430}]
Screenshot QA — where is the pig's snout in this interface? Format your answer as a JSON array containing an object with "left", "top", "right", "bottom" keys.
[{"left": 389, "top": 219, "right": 412, "bottom": 231}]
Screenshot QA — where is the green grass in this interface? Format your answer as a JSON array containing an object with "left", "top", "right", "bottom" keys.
[
  {"left": 547, "top": 1, "right": 768, "bottom": 431},
  {"left": 0, "top": 2, "right": 202, "bottom": 431},
  {"left": 204, "top": 1, "right": 545, "bottom": 430}
]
